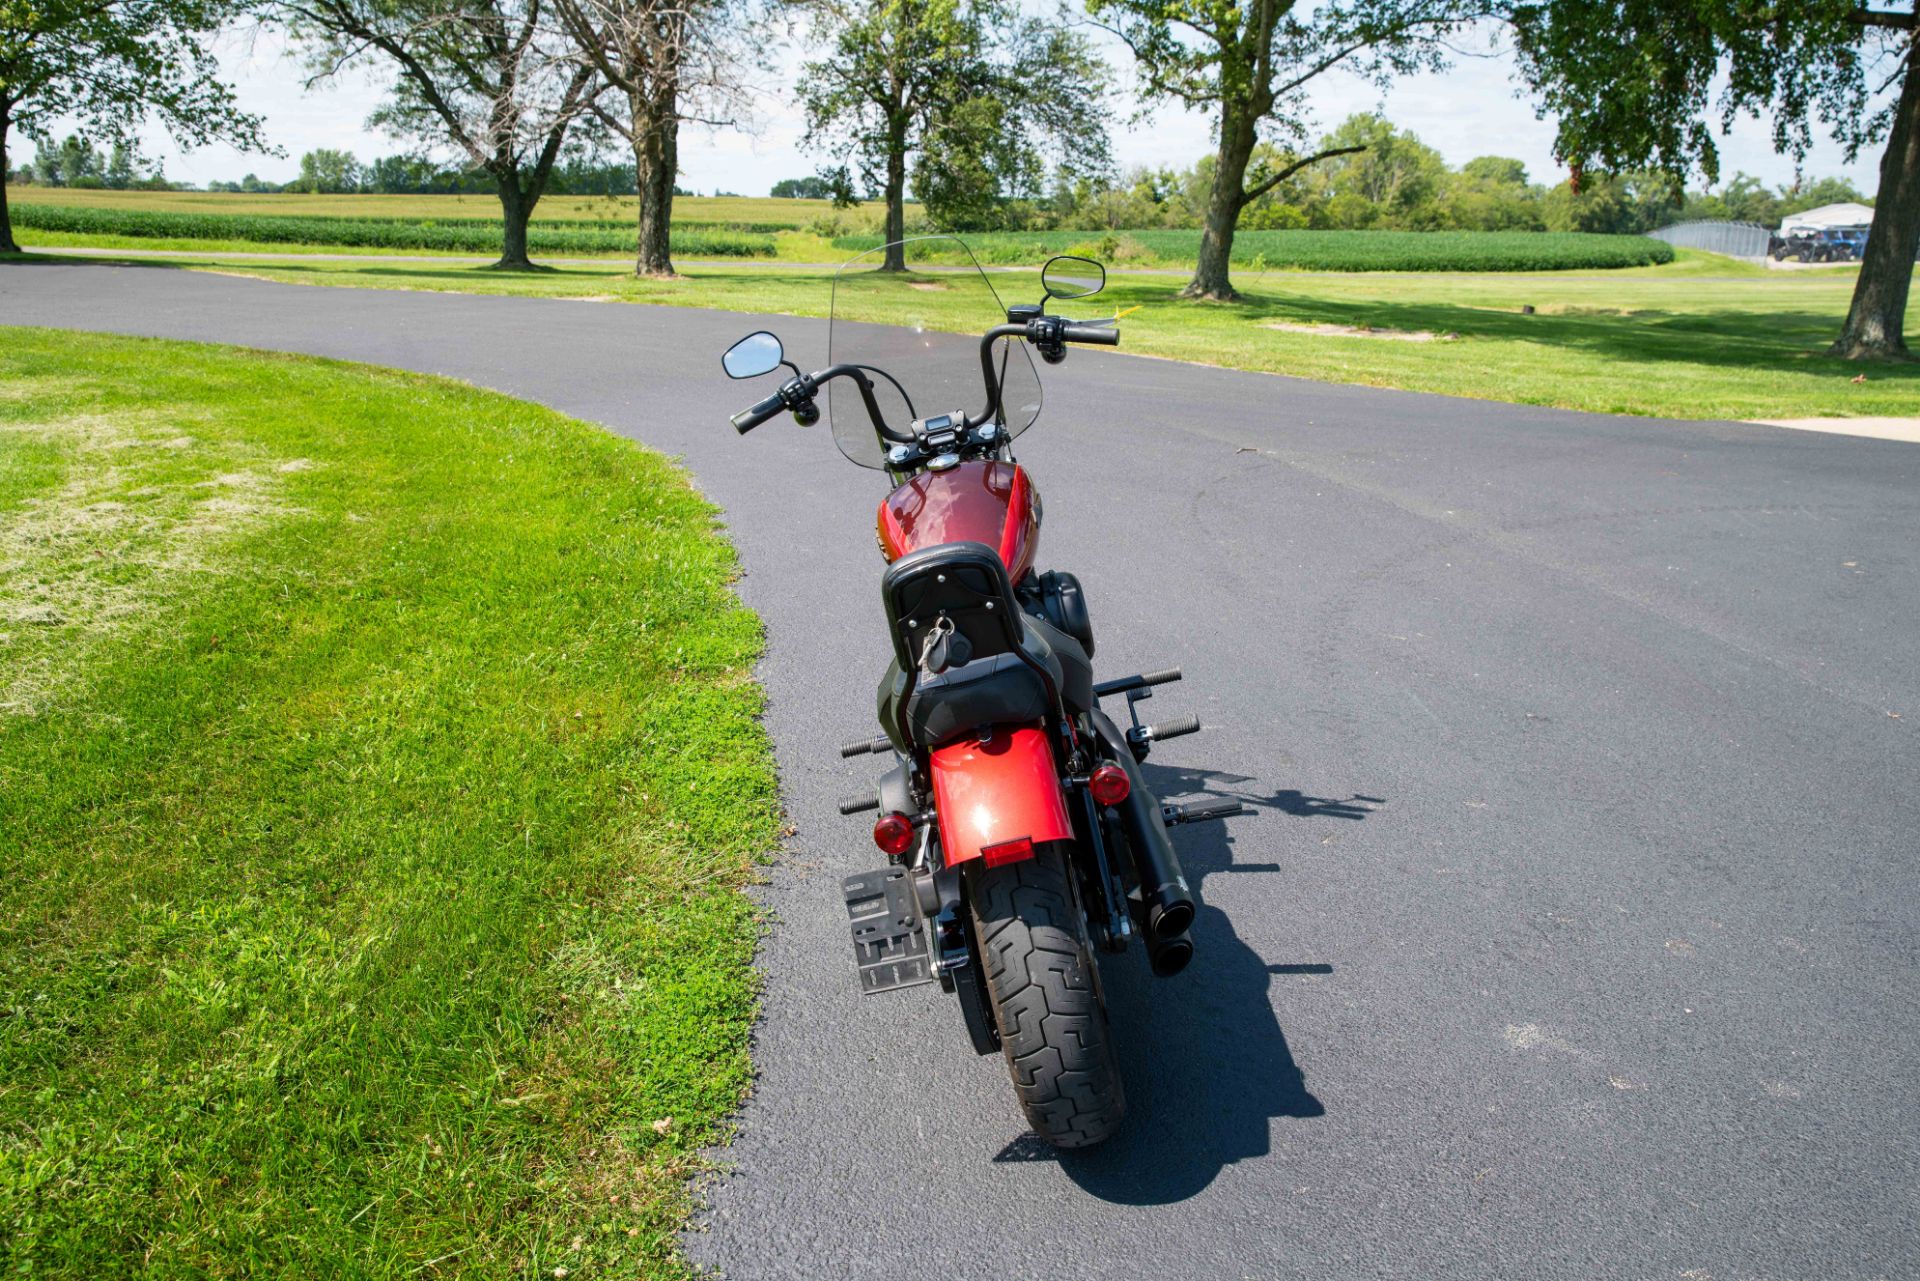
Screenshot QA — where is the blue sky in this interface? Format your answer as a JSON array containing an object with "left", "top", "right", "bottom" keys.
[{"left": 128, "top": 26, "right": 1884, "bottom": 196}]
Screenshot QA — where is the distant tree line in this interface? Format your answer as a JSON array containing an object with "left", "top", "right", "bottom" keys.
[
  {"left": 2, "top": 0, "right": 1913, "bottom": 355},
  {"left": 10, "top": 134, "right": 174, "bottom": 189},
  {"left": 1053, "top": 122, "right": 1869, "bottom": 237},
  {"left": 186, "top": 149, "right": 679, "bottom": 196},
  {"left": 777, "top": 113, "right": 1870, "bottom": 239}
]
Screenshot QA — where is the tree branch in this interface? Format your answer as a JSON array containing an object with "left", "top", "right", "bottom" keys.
[
  {"left": 1240, "top": 143, "right": 1366, "bottom": 204},
  {"left": 1850, "top": 7, "right": 1917, "bottom": 31}
]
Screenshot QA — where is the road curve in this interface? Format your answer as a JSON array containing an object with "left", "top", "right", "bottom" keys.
[{"left": 5, "top": 260, "right": 1917, "bottom": 1281}]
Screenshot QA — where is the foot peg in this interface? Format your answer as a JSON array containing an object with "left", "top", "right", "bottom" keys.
[
  {"left": 1162, "top": 797, "right": 1245, "bottom": 826},
  {"left": 1133, "top": 714, "right": 1200, "bottom": 745},
  {"left": 842, "top": 868, "right": 933, "bottom": 994},
  {"left": 840, "top": 735, "right": 892, "bottom": 758},
  {"left": 839, "top": 793, "right": 879, "bottom": 815},
  {"left": 1093, "top": 667, "right": 1182, "bottom": 699}
]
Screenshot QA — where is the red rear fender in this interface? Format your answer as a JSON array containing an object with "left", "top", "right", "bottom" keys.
[{"left": 929, "top": 726, "right": 1073, "bottom": 866}]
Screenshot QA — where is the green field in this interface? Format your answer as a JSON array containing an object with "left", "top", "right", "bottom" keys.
[
  {"left": 7, "top": 185, "right": 888, "bottom": 227},
  {"left": 75, "top": 249, "right": 1915, "bottom": 420},
  {"left": 831, "top": 228, "right": 1674, "bottom": 271},
  {"left": 0, "top": 329, "right": 776, "bottom": 1277},
  {"left": 8, "top": 202, "right": 785, "bottom": 256},
  {"left": 6, "top": 190, "right": 1669, "bottom": 271},
  {"left": 11, "top": 200, "right": 1670, "bottom": 271}
]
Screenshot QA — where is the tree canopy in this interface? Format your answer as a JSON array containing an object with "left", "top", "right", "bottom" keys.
[
  {"left": 1505, "top": 0, "right": 1918, "bottom": 358},
  {"left": 1086, "top": 0, "right": 1482, "bottom": 297},
  {"left": 277, "top": 0, "right": 601, "bottom": 267},
  {"left": 0, "top": 0, "right": 268, "bottom": 251},
  {"left": 800, "top": 0, "right": 1109, "bottom": 265}
]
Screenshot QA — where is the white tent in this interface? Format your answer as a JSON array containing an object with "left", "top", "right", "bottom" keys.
[{"left": 1778, "top": 202, "right": 1876, "bottom": 236}]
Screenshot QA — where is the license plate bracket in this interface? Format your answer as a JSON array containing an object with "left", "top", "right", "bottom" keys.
[{"left": 842, "top": 868, "right": 933, "bottom": 994}]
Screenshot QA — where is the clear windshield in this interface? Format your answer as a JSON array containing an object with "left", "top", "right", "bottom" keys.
[{"left": 827, "top": 236, "right": 1044, "bottom": 469}]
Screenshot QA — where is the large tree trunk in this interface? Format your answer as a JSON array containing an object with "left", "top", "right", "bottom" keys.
[
  {"left": 0, "top": 105, "right": 18, "bottom": 255},
  {"left": 1186, "top": 106, "right": 1256, "bottom": 301},
  {"left": 882, "top": 114, "right": 907, "bottom": 271},
  {"left": 633, "top": 92, "right": 678, "bottom": 277},
  {"left": 1832, "top": 44, "right": 1920, "bottom": 360},
  {"left": 491, "top": 175, "right": 536, "bottom": 270}
]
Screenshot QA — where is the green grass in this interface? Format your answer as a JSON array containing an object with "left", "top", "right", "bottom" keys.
[
  {"left": 834, "top": 228, "right": 1675, "bottom": 271},
  {"left": 0, "top": 328, "right": 778, "bottom": 1278},
  {"left": 70, "top": 248, "right": 1919, "bottom": 420}
]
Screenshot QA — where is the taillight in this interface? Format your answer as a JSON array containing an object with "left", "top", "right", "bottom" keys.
[
  {"left": 872, "top": 812, "right": 915, "bottom": 856},
  {"left": 1088, "top": 763, "right": 1131, "bottom": 807},
  {"left": 982, "top": 836, "right": 1035, "bottom": 867}
]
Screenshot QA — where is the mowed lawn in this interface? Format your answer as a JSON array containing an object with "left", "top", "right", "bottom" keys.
[
  {"left": 0, "top": 329, "right": 776, "bottom": 1277},
  {"left": 124, "top": 251, "right": 1920, "bottom": 420}
]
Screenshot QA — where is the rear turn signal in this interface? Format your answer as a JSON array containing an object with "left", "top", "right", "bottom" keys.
[
  {"left": 981, "top": 836, "right": 1035, "bottom": 868},
  {"left": 872, "top": 812, "right": 915, "bottom": 856},
  {"left": 1088, "top": 763, "right": 1131, "bottom": 807}
]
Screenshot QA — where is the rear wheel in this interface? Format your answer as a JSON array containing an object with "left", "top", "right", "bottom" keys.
[{"left": 966, "top": 849, "right": 1125, "bottom": 1147}]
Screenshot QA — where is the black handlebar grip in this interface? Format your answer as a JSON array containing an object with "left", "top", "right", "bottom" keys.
[
  {"left": 1061, "top": 324, "right": 1120, "bottom": 346},
  {"left": 730, "top": 391, "right": 787, "bottom": 434}
]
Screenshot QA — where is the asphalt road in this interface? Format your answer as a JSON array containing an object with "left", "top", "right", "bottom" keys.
[{"left": 5, "top": 260, "right": 1917, "bottom": 1281}]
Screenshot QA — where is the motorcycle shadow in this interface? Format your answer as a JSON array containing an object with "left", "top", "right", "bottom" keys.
[{"left": 994, "top": 766, "right": 1379, "bottom": 1205}]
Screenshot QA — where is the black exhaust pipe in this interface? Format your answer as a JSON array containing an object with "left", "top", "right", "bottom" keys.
[
  {"left": 1146, "top": 928, "right": 1193, "bottom": 978},
  {"left": 1089, "top": 709, "right": 1195, "bottom": 945}
]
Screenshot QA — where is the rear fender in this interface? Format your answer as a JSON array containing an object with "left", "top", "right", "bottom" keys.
[{"left": 930, "top": 725, "right": 1073, "bottom": 867}]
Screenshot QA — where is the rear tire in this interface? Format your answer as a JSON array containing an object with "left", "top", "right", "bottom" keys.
[{"left": 966, "top": 850, "right": 1125, "bottom": 1148}]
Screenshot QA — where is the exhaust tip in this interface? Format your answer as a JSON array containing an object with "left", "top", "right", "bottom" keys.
[
  {"left": 1147, "top": 931, "right": 1193, "bottom": 978},
  {"left": 1148, "top": 900, "right": 1195, "bottom": 942}
]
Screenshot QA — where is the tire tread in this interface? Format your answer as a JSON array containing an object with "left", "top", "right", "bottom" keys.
[{"left": 968, "top": 853, "right": 1125, "bottom": 1148}]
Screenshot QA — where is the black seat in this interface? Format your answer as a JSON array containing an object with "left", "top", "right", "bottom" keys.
[{"left": 875, "top": 541, "right": 1093, "bottom": 751}]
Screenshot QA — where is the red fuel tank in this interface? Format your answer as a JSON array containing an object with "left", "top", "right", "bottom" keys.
[{"left": 876, "top": 460, "right": 1041, "bottom": 581}]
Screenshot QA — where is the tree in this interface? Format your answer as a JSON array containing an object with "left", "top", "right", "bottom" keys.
[
  {"left": 1304, "top": 113, "right": 1448, "bottom": 227},
  {"left": 279, "top": 0, "right": 602, "bottom": 269},
  {"left": 1782, "top": 174, "right": 1868, "bottom": 214},
  {"left": 290, "top": 146, "right": 363, "bottom": 192},
  {"left": 799, "top": 0, "right": 1108, "bottom": 268},
  {"left": 0, "top": 0, "right": 265, "bottom": 251},
  {"left": 1087, "top": 0, "right": 1481, "bottom": 298},
  {"left": 105, "top": 140, "right": 137, "bottom": 188},
  {"left": 555, "top": 0, "right": 748, "bottom": 276},
  {"left": 1462, "top": 155, "right": 1529, "bottom": 187},
  {"left": 770, "top": 174, "right": 832, "bottom": 199},
  {"left": 1506, "top": 0, "right": 1919, "bottom": 359}
]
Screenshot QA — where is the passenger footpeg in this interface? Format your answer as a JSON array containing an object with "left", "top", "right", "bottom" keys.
[
  {"left": 1100, "top": 669, "right": 1198, "bottom": 761},
  {"left": 842, "top": 868, "right": 933, "bottom": 994},
  {"left": 840, "top": 735, "right": 893, "bottom": 758},
  {"left": 1162, "top": 797, "right": 1245, "bottom": 826},
  {"left": 1132, "top": 714, "right": 1200, "bottom": 747}
]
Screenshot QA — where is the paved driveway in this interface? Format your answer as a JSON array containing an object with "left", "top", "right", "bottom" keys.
[{"left": 5, "top": 260, "right": 1916, "bottom": 1280}]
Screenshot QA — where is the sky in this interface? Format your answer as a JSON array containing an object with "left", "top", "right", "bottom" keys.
[{"left": 117, "top": 24, "right": 1885, "bottom": 198}]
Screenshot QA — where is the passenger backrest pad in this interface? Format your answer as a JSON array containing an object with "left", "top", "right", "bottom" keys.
[{"left": 882, "top": 540, "right": 1025, "bottom": 675}]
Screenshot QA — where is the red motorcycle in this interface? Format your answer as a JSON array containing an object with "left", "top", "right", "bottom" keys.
[{"left": 721, "top": 236, "right": 1240, "bottom": 1148}]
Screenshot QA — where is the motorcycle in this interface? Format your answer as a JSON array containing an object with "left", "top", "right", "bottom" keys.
[{"left": 719, "top": 236, "right": 1241, "bottom": 1148}]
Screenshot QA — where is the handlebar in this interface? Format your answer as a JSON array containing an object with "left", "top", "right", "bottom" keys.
[
  {"left": 975, "top": 316, "right": 1120, "bottom": 426},
  {"left": 731, "top": 317, "right": 1119, "bottom": 442},
  {"left": 731, "top": 391, "right": 787, "bottom": 434}
]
